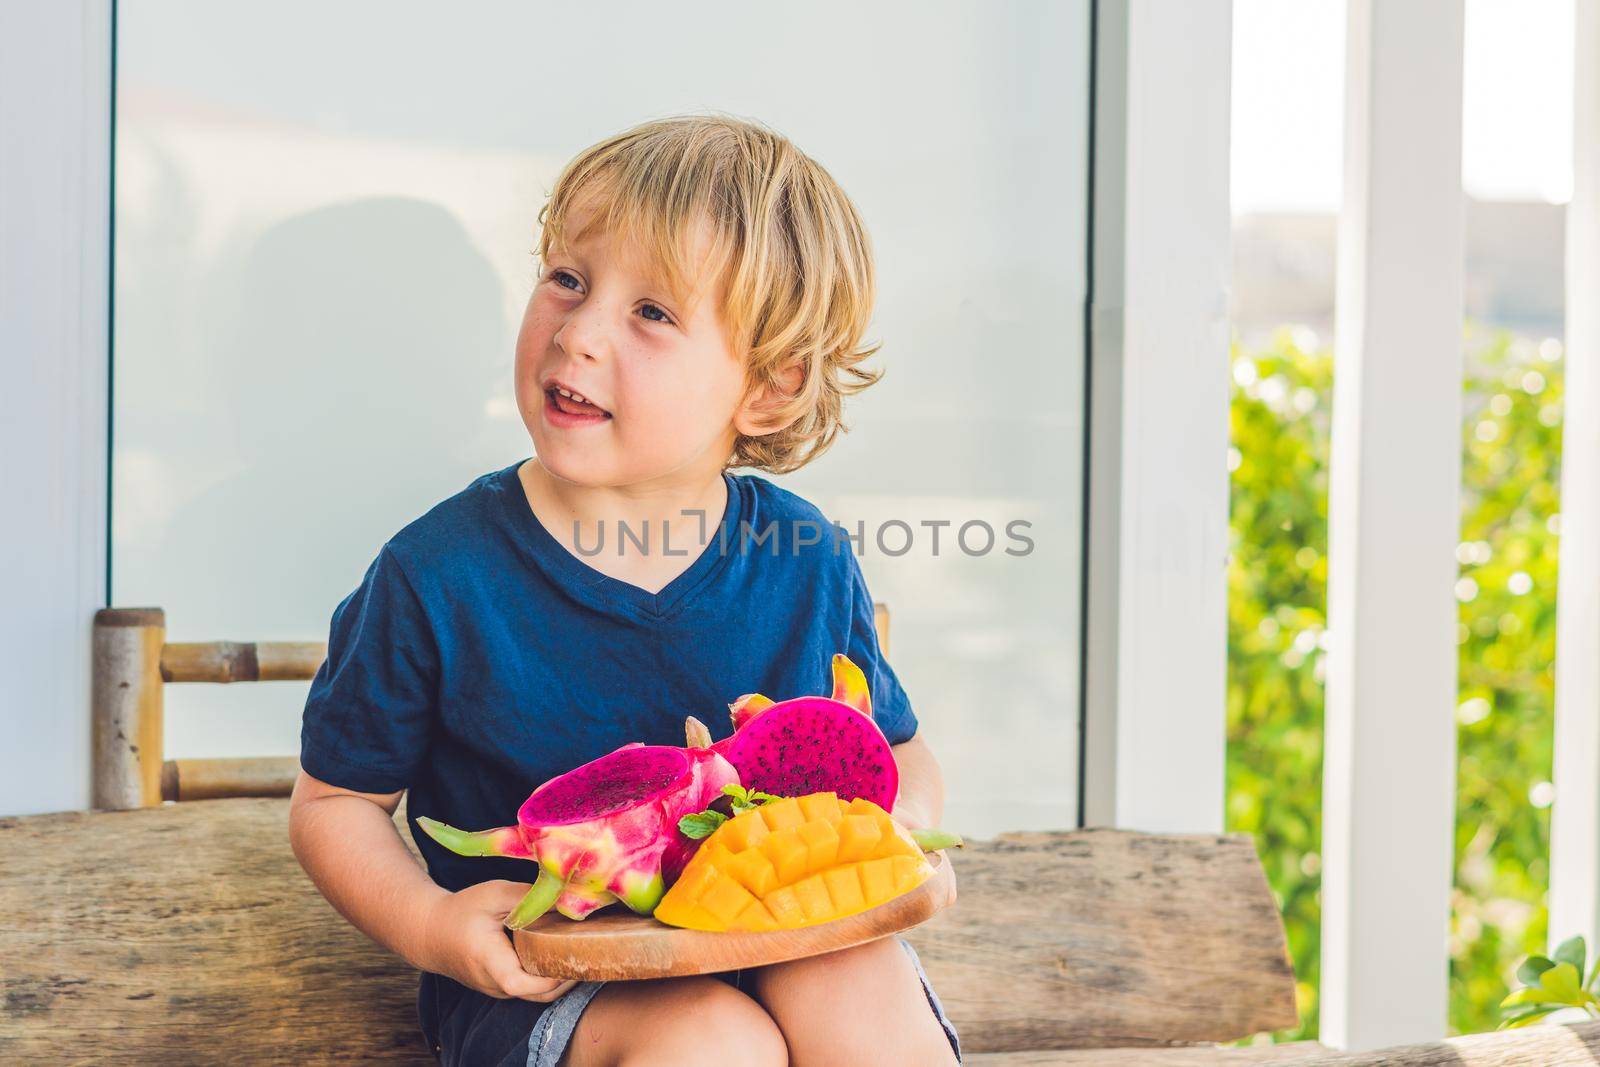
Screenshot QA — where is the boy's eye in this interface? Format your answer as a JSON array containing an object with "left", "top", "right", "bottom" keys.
[{"left": 546, "top": 268, "right": 674, "bottom": 326}]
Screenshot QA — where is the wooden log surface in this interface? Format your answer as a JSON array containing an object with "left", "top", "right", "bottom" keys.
[
  {"left": 914, "top": 828, "right": 1300, "bottom": 1051},
  {"left": 967, "top": 1019, "right": 1600, "bottom": 1064},
  {"left": 970, "top": 1044, "right": 1336, "bottom": 1064},
  {"left": 0, "top": 796, "right": 432, "bottom": 1065},
  {"left": 0, "top": 797, "right": 1302, "bottom": 1062}
]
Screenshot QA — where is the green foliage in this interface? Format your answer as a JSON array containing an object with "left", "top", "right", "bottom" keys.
[
  {"left": 1226, "top": 328, "right": 1332, "bottom": 1040},
  {"left": 1452, "top": 328, "right": 1563, "bottom": 1036},
  {"left": 1225, "top": 325, "right": 1563, "bottom": 1042},
  {"left": 1498, "top": 936, "right": 1599, "bottom": 1029}
]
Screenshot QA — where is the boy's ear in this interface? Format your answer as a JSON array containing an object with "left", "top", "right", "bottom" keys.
[{"left": 734, "top": 360, "right": 806, "bottom": 437}]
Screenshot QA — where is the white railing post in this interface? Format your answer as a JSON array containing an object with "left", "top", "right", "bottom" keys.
[
  {"left": 1082, "top": 0, "right": 1232, "bottom": 833},
  {"left": 1550, "top": 0, "right": 1600, "bottom": 970},
  {"left": 1321, "top": 0, "right": 1465, "bottom": 1049}
]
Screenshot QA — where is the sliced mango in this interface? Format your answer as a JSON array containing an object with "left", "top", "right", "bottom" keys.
[
  {"left": 759, "top": 796, "right": 806, "bottom": 832},
  {"left": 798, "top": 792, "right": 845, "bottom": 823},
  {"left": 699, "top": 873, "right": 757, "bottom": 925},
  {"left": 836, "top": 813, "right": 882, "bottom": 863},
  {"left": 653, "top": 791, "right": 939, "bottom": 932},
  {"left": 726, "top": 848, "right": 779, "bottom": 897},
  {"left": 796, "top": 817, "right": 840, "bottom": 869}
]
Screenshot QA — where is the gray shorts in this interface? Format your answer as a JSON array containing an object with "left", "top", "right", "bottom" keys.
[{"left": 524, "top": 936, "right": 961, "bottom": 1066}]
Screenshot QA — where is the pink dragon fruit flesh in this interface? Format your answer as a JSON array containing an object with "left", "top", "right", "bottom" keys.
[
  {"left": 415, "top": 742, "right": 738, "bottom": 929},
  {"left": 684, "top": 653, "right": 900, "bottom": 812}
]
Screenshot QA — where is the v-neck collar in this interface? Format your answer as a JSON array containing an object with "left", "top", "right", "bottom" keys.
[{"left": 496, "top": 459, "right": 744, "bottom": 620}]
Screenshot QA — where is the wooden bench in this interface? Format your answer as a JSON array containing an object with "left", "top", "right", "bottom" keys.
[{"left": 2, "top": 608, "right": 1596, "bottom": 1064}]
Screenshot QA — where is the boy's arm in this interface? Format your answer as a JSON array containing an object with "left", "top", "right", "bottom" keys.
[
  {"left": 889, "top": 734, "right": 946, "bottom": 830},
  {"left": 287, "top": 771, "right": 444, "bottom": 969},
  {"left": 287, "top": 770, "right": 575, "bottom": 1002}
]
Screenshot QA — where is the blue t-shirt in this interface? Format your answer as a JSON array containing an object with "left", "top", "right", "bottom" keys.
[{"left": 299, "top": 460, "right": 916, "bottom": 1014}]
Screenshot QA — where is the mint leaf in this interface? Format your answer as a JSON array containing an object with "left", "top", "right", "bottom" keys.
[
  {"left": 720, "top": 784, "right": 783, "bottom": 814},
  {"left": 677, "top": 811, "right": 728, "bottom": 839}
]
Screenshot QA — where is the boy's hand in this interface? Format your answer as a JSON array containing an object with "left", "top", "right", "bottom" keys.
[
  {"left": 418, "top": 880, "right": 578, "bottom": 1002},
  {"left": 891, "top": 798, "right": 932, "bottom": 832}
]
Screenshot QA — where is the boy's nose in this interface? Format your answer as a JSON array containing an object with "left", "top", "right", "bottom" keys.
[{"left": 553, "top": 305, "right": 612, "bottom": 362}]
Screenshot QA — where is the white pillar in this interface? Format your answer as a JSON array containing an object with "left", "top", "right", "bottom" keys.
[
  {"left": 0, "top": 0, "right": 113, "bottom": 816},
  {"left": 1550, "top": 0, "right": 1600, "bottom": 969},
  {"left": 1320, "top": 0, "right": 1465, "bottom": 1049},
  {"left": 1082, "top": 0, "right": 1233, "bottom": 833}
]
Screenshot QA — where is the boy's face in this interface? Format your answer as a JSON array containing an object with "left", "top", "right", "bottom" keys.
[{"left": 514, "top": 202, "right": 755, "bottom": 491}]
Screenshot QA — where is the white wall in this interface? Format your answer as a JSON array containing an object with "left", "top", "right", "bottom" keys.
[
  {"left": 0, "top": 0, "right": 112, "bottom": 817},
  {"left": 111, "top": 0, "right": 1092, "bottom": 836}
]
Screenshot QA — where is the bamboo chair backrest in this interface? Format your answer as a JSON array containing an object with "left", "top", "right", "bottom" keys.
[{"left": 90, "top": 603, "right": 891, "bottom": 808}]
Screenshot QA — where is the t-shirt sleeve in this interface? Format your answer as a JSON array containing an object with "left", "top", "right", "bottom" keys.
[
  {"left": 299, "top": 545, "right": 438, "bottom": 794},
  {"left": 845, "top": 551, "right": 919, "bottom": 746}
]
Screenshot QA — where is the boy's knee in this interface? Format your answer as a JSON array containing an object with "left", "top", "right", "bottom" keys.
[
  {"left": 613, "top": 978, "right": 785, "bottom": 1067},
  {"left": 754, "top": 936, "right": 901, "bottom": 999},
  {"left": 678, "top": 979, "right": 787, "bottom": 1065}
]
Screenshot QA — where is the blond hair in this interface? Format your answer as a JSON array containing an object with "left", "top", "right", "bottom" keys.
[{"left": 534, "top": 113, "right": 882, "bottom": 474}]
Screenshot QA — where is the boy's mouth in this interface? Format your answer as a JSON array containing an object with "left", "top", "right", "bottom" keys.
[{"left": 544, "top": 383, "right": 612, "bottom": 423}]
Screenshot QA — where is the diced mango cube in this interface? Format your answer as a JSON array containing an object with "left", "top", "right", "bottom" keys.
[
  {"left": 700, "top": 842, "right": 739, "bottom": 871},
  {"left": 845, "top": 796, "right": 882, "bottom": 818},
  {"left": 718, "top": 810, "right": 769, "bottom": 853},
  {"left": 796, "top": 817, "right": 839, "bottom": 870},
  {"left": 761, "top": 828, "right": 809, "bottom": 884},
  {"left": 797, "top": 792, "right": 843, "bottom": 824},
  {"left": 763, "top": 886, "right": 807, "bottom": 928},
  {"left": 859, "top": 857, "right": 896, "bottom": 905},
  {"left": 872, "top": 824, "right": 919, "bottom": 860},
  {"left": 726, "top": 848, "right": 779, "bottom": 897},
  {"left": 651, "top": 895, "right": 695, "bottom": 928},
  {"left": 835, "top": 814, "right": 882, "bottom": 863},
  {"left": 700, "top": 874, "right": 757, "bottom": 925},
  {"left": 792, "top": 874, "right": 834, "bottom": 923},
  {"left": 822, "top": 865, "right": 866, "bottom": 915},
  {"left": 891, "top": 854, "right": 929, "bottom": 893},
  {"left": 671, "top": 857, "right": 720, "bottom": 901},
  {"left": 735, "top": 898, "right": 778, "bottom": 932},
  {"left": 759, "top": 796, "right": 805, "bottom": 831}
]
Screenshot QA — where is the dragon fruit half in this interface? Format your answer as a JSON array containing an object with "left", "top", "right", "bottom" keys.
[
  {"left": 685, "top": 654, "right": 901, "bottom": 812},
  {"left": 415, "top": 742, "right": 737, "bottom": 928}
]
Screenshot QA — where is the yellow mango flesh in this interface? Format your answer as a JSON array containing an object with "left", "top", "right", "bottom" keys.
[{"left": 653, "top": 792, "right": 935, "bottom": 932}]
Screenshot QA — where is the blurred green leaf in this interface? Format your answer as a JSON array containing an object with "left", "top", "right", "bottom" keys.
[
  {"left": 1539, "top": 962, "right": 1586, "bottom": 1006},
  {"left": 1517, "top": 955, "right": 1556, "bottom": 988},
  {"left": 1500, "top": 986, "right": 1554, "bottom": 1010},
  {"left": 1498, "top": 1005, "right": 1560, "bottom": 1030},
  {"left": 1553, "top": 936, "right": 1586, "bottom": 980}
]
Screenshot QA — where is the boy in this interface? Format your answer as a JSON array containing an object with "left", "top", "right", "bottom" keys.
[{"left": 289, "top": 113, "right": 960, "bottom": 1067}]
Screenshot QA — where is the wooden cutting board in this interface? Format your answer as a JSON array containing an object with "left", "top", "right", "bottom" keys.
[{"left": 512, "top": 850, "right": 956, "bottom": 981}]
